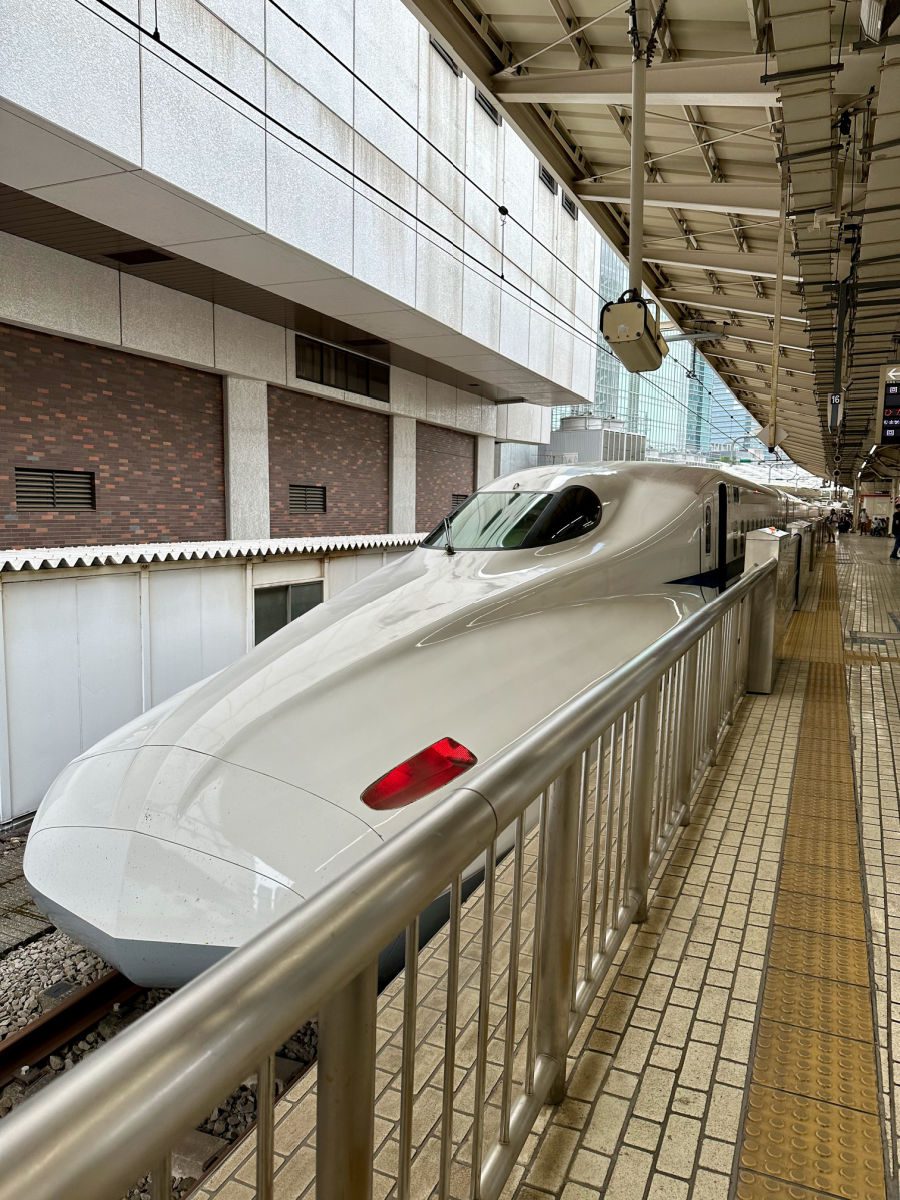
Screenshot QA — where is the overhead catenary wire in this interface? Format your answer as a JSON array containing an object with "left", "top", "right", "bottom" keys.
[{"left": 68, "top": 0, "right": 764, "bottom": 446}]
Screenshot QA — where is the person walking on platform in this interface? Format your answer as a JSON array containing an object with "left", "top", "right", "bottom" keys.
[
  {"left": 859, "top": 506, "right": 870, "bottom": 536},
  {"left": 825, "top": 509, "right": 837, "bottom": 543},
  {"left": 891, "top": 502, "right": 900, "bottom": 559}
]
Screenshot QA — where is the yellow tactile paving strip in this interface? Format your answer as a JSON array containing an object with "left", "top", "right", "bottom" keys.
[{"left": 735, "top": 551, "right": 888, "bottom": 1200}]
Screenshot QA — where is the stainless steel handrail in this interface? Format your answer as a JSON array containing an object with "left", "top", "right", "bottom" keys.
[{"left": 0, "top": 559, "right": 777, "bottom": 1200}]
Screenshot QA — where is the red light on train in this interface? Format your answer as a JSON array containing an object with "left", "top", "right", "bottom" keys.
[{"left": 361, "top": 737, "right": 477, "bottom": 809}]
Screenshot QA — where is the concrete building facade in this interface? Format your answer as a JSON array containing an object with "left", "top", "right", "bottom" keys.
[{"left": 0, "top": 0, "right": 608, "bottom": 550}]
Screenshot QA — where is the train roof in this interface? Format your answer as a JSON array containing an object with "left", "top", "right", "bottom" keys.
[{"left": 485, "top": 460, "right": 784, "bottom": 498}]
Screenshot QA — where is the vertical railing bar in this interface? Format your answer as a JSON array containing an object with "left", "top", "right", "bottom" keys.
[
  {"left": 150, "top": 1155, "right": 171, "bottom": 1200},
  {"left": 256, "top": 1054, "right": 275, "bottom": 1200},
  {"left": 610, "top": 711, "right": 628, "bottom": 922},
  {"left": 470, "top": 840, "right": 497, "bottom": 1198},
  {"left": 570, "top": 751, "right": 589, "bottom": 1009},
  {"left": 526, "top": 792, "right": 548, "bottom": 1094},
  {"left": 398, "top": 916, "right": 420, "bottom": 1200},
  {"left": 667, "top": 660, "right": 682, "bottom": 825},
  {"left": 599, "top": 719, "right": 618, "bottom": 949},
  {"left": 438, "top": 876, "right": 462, "bottom": 1200},
  {"left": 583, "top": 729, "right": 607, "bottom": 977},
  {"left": 619, "top": 704, "right": 636, "bottom": 913},
  {"left": 500, "top": 817, "right": 525, "bottom": 1144}
]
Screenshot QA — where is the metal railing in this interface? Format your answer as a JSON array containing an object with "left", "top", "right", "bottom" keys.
[{"left": 0, "top": 560, "right": 777, "bottom": 1200}]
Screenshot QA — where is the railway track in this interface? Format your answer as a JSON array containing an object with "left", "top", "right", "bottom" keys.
[{"left": 0, "top": 969, "right": 142, "bottom": 1089}]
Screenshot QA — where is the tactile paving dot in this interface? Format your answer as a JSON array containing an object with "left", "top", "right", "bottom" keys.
[
  {"left": 778, "top": 862, "right": 863, "bottom": 904},
  {"left": 768, "top": 928, "right": 870, "bottom": 988},
  {"left": 760, "top": 970, "right": 874, "bottom": 1043},
  {"left": 774, "top": 892, "right": 867, "bottom": 941},
  {"left": 741, "top": 1085, "right": 885, "bottom": 1199},
  {"left": 752, "top": 1020, "right": 879, "bottom": 1112}
]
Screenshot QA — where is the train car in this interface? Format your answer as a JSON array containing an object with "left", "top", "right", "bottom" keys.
[{"left": 24, "top": 463, "right": 808, "bottom": 986}]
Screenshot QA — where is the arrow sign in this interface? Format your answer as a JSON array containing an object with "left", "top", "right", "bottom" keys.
[{"left": 890, "top": 368, "right": 900, "bottom": 380}]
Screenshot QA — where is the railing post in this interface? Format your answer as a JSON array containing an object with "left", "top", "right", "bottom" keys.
[
  {"left": 317, "top": 960, "right": 379, "bottom": 1200},
  {"left": 628, "top": 685, "right": 659, "bottom": 923},
  {"left": 677, "top": 646, "right": 698, "bottom": 826},
  {"left": 535, "top": 760, "right": 582, "bottom": 1104},
  {"left": 256, "top": 1054, "right": 275, "bottom": 1200},
  {"left": 747, "top": 568, "right": 777, "bottom": 694},
  {"left": 706, "top": 621, "right": 723, "bottom": 764}
]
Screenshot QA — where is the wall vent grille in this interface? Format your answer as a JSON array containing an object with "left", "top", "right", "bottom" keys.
[
  {"left": 289, "top": 484, "right": 327, "bottom": 514},
  {"left": 539, "top": 165, "right": 558, "bottom": 194},
  {"left": 474, "top": 89, "right": 502, "bottom": 125},
  {"left": 15, "top": 468, "right": 96, "bottom": 510}
]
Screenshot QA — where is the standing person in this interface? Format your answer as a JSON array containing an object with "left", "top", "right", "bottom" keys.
[
  {"left": 891, "top": 501, "right": 900, "bottom": 559},
  {"left": 825, "top": 508, "right": 836, "bottom": 543},
  {"left": 859, "top": 506, "right": 870, "bottom": 536}
]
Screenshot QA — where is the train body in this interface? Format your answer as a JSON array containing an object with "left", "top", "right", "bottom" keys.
[{"left": 24, "top": 463, "right": 810, "bottom": 985}]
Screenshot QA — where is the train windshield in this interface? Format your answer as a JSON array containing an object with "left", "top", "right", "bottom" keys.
[{"left": 423, "top": 486, "right": 601, "bottom": 550}]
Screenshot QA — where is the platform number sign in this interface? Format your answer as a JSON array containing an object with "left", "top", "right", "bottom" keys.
[{"left": 876, "top": 365, "right": 900, "bottom": 446}]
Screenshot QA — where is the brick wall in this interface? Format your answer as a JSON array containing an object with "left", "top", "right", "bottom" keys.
[
  {"left": 0, "top": 323, "right": 225, "bottom": 549},
  {"left": 268, "top": 387, "right": 389, "bottom": 536},
  {"left": 416, "top": 424, "right": 476, "bottom": 531}
]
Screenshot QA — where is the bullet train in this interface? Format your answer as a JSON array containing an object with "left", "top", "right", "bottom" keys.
[{"left": 25, "top": 463, "right": 812, "bottom": 986}]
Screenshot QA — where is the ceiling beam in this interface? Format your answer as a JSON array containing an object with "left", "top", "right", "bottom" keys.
[
  {"left": 685, "top": 324, "right": 812, "bottom": 352},
  {"left": 647, "top": 246, "right": 802, "bottom": 280},
  {"left": 493, "top": 55, "right": 779, "bottom": 107},
  {"left": 657, "top": 289, "right": 806, "bottom": 323},
  {"left": 705, "top": 349, "right": 815, "bottom": 376},
  {"left": 576, "top": 182, "right": 781, "bottom": 217}
]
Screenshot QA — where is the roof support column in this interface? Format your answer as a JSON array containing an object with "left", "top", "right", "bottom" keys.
[
  {"left": 767, "top": 187, "right": 789, "bottom": 450},
  {"left": 223, "top": 377, "right": 271, "bottom": 540}
]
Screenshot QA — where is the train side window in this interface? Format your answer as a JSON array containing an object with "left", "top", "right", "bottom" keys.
[
  {"left": 704, "top": 505, "right": 711, "bottom": 554},
  {"left": 733, "top": 486, "right": 740, "bottom": 503}
]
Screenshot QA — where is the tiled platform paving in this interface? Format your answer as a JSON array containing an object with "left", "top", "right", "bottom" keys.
[{"left": 194, "top": 536, "right": 898, "bottom": 1200}]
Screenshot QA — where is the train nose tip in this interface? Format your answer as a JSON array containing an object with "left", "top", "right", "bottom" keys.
[
  {"left": 24, "top": 744, "right": 380, "bottom": 986},
  {"left": 25, "top": 824, "right": 302, "bottom": 987}
]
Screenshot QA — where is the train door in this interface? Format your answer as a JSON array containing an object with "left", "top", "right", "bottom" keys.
[
  {"left": 717, "top": 482, "right": 729, "bottom": 591},
  {"left": 700, "top": 489, "right": 718, "bottom": 598}
]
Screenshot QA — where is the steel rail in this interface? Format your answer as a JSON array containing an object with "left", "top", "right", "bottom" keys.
[{"left": 0, "top": 559, "right": 776, "bottom": 1200}]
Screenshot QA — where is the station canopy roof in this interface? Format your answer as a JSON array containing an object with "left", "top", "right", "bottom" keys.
[{"left": 409, "top": 0, "right": 900, "bottom": 483}]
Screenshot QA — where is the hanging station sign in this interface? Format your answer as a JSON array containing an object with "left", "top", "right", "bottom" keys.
[{"left": 876, "top": 364, "right": 900, "bottom": 445}]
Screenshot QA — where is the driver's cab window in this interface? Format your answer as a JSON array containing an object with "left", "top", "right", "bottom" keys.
[{"left": 531, "top": 486, "right": 602, "bottom": 546}]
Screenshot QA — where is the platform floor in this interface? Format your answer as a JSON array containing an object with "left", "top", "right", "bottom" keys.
[{"left": 193, "top": 535, "right": 899, "bottom": 1200}]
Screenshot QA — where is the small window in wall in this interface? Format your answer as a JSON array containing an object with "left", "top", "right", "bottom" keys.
[
  {"left": 704, "top": 505, "right": 712, "bottom": 554},
  {"left": 295, "top": 334, "right": 390, "bottom": 403},
  {"left": 15, "top": 467, "right": 95, "bottom": 510},
  {"left": 561, "top": 194, "right": 578, "bottom": 220},
  {"left": 254, "top": 581, "right": 324, "bottom": 645},
  {"left": 289, "top": 484, "right": 327, "bottom": 514},
  {"left": 451, "top": 493, "right": 469, "bottom": 511},
  {"left": 733, "top": 486, "right": 740, "bottom": 503},
  {"left": 474, "top": 89, "right": 501, "bottom": 125},
  {"left": 538, "top": 164, "right": 558, "bottom": 195}
]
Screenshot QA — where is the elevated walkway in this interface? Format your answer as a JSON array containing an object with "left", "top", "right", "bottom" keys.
[{"left": 194, "top": 537, "right": 897, "bottom": 1200}]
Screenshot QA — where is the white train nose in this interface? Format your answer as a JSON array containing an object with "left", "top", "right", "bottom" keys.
[
  {"left": 24, "top": 746, "right": 382, "bottom": 986},
  {"left": 25, "top": 825, "right": 301, "bottom": 986}
]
